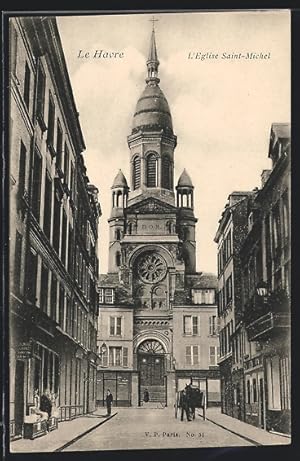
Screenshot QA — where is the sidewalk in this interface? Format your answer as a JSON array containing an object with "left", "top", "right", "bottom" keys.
[
  {"left": 204, "top": 407, "right": 291, "bottom": 446},
  {"left": 10, "top": 411, "right": 117, "bottom": 453}
]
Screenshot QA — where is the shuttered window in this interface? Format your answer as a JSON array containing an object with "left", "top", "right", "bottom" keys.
[
  {"left": 162, "top": 157, "right": 171, "bottom": 190},
  {"left": 123, "top": 347, "right": 128, "bottom": 367},
  {"left": 146, "top": 154, "right": 157, "bottom": 187},
  {"left": 133, "top": 156, "right": 141, "bottom": 190},
  {"left": 186, "top": 345, "right": 199, "bottom": 365}
]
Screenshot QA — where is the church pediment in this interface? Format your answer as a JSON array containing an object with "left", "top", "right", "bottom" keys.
[{"left": 127, "top": 197, "right": 177, "bottom": 215}]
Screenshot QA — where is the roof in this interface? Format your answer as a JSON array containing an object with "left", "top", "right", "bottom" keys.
[
  {"left": 112, "top": 169, "right": 128, "bottom": 189},
  {"left": 177, "top": 169, "right": 193, "bottom": 188},
  {"left": 132, "top": 84, "right": 173, "bottom": 132},
  {"left": 186, "top": 272, "right": 218, "bottom": 289}
]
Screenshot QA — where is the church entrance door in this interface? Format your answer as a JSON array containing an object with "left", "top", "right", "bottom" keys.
[{"left": 137, "top": 340, "right": 166, "bottom": 406}]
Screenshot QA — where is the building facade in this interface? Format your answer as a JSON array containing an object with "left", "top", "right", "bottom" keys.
[
  {"left": 214, "top": 192, "right": 255, "bottom": 419},
  {"left": 215, "top": 123, "right": 291, "bottom": 434},
  {"left": 96, "top": 28, "right": 220, "bottom": 408},
  {"left": 241, "top": 123, "right": 291, "bottom": 434},
  {"left": 9, "top": 17, "right": 101, "bottom": 439}
]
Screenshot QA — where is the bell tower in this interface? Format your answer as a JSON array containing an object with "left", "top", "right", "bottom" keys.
[
  {"left": 127, "top": 26, "right": 177, "bottom": 207},
  {"left": 108, "top": 169, "right": 129, "bottom": 272},
  {"left": 176, "top": 169, "right": 197, "bottom": 273}
]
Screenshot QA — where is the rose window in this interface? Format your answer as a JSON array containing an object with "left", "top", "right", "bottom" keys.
[{"left": 137, "top": 253, "right": 167, "bottom": 284}]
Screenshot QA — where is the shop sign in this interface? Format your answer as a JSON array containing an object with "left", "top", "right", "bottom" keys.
[{"left": 17, "top": 342, "right": 33, "bottom": 360}]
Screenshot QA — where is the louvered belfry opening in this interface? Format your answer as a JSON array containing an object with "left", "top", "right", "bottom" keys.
[
  {"left": 133, "top": 156, "right": 141, "bottom": 190},
  {"left": 146, "top": 153, "right": 157, "bottom": 187},
  {"left": 162, "top": 156, "right": 171, "bottom": 190}
]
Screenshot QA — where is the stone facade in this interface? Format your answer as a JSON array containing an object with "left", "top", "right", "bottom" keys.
[
  {"left": 9, "top": 17, "right": 101, "bottom": 439},
  {"left": 97, "top": 27, "right": 220, "bottom": 408}
]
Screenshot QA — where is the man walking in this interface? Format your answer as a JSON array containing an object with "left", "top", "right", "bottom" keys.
[
  {"left": 180, "top": 388, "right": 191, "bottom": 421},
  {"left": 106, "top": 389, "right": 113, "bottom": 416}
]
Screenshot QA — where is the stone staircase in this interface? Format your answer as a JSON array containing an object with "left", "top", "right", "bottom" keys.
[{"left": 140, "top": 385, "right": 166, "bottom": 407}]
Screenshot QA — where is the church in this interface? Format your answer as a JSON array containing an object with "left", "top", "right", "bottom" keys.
[{"left": 96, "top": 26, "right": 220, "bottom": 408}]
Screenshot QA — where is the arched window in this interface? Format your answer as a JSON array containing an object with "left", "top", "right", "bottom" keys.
[
  {"left": 162, "top": 157, "right": 171, "bottom": 190},
  {"left": 146, "top": 153, "right": 157, "bottom": 187},
  {"left": 115, "top": 229, "right": 121, "bottom": 241},
  {"left": 133, "top": 156, "right": 141, "bottom": 190},
  {"left": 116, "top": 252, "right": 121, "bottom": 267}
]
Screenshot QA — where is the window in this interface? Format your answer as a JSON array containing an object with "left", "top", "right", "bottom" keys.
[
  {"left": 23, "top": 62, "right": 30, "bottom": 109},
  {"left": 209, "top": 346, "right": 218, "bottom": 366},
  {"left": 50, "top": 275, "right": 57, "bottom": 321},
  {"left": 59, "top": 286, "right": 65, "bottom": 330},
  {"left": 27, "top": 249, "right": 38, "bottom": 303},
  {"left": 43, "top": 172, "right": 52, "bottom": 240},
  {"left": 70, "top": 162, "right": 75, "bottom": 200},
  {"left": 225, "top": 275, "right": 233, "bottom": 304},
  {"left": 109, "top": 347, "right": 122, "bottom": 366},
  {"left": 18, "top": 141, "right": 26, "bottom": 200},
  {"left": 47, "top": 92, "right": 55, "bottom": 149},
  {"left": 186, "top": 345, "right": 199, "bottom": 365},
  {"left": 40, "top": 264, "right": 49, "bottom": 313},
  {"left": 53, "top": 194, "right": 61, "bottom": 253},
  {"left": 183, "top": 315, "right": 199, "bottom": 335},
  {"left": 162, "top": 156, "right": 171, "bottom": 190},
  {"left": 110, "top": 317, "right": 122, "bottom": 336},
  {"left": 282, "top": 192, "right": 289, "bottom": 243},
  {"left": 32, "top": 150, "right": 42, "bottom": 220},
  {"left": 115, "top": 229, "right": 121, "bottom": 241},
  {"left": 61, "top": 211, "right": 67, "bottom": 266},
  {"left": 209, "top": 316, "right": 217, "bottom": 335},
  {"left": 105, "top": 289, "right": 114, "bottom": 304},
  {"left": 247, "top": 380, "right": 251, "bottom": 404},
  {"left": 272, "top": 203, "right": 281, "bottom": 251},
  {"left": 192, "top": 289, "right": 215, "bottom": 305},
  {"left": 280, "top": 356, "right": 290, "bottom": 410},
  {"left": 64, "top": 142, "right": 70, "bottom": 185},
  {"left": 56, "top": 121, "right": 63, "bottom": 169},
  {"left": 68, "top": 225, "right": 73, "bottom": 275},
  {"left": 116, "top": 252, "right": 121, "bottom": 267},
  {"left": 253, "top": 378, "right": 257, "bottom": 402},
  {"left": 14, "top": 231, "right": 22, "bottom": 294},
  {"left": 37, "top": 64, "right": 46, "bottom": 122},
  {"left": 146, "top": 153, "right": 157, "bottom": 187},
  {"left": 123, "top": 348, "right": 128, "bottom": 367},
  {"left": 133, "top": 156, "right": 141, "bottom": 190}
]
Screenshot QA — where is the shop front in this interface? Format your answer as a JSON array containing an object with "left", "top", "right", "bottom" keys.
[{"left": 96, "top": 371, "right": 132, "bottom": 407}]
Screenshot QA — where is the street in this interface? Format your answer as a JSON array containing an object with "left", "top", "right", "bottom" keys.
[{"left": 62, "top": 408, "right": 253, "bottom": 451}]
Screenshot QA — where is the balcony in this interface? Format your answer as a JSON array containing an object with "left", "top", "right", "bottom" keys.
[
  {"left": 244, "top": 288, "right": 290, "bottom": 341},
  {"left": 246, "top": 312, "right": 290, "bottom": 341}
]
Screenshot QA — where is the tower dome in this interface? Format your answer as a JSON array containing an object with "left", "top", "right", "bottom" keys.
[
  {"left": 131, "top": 27, "right": 173, "bottom": 134},
  {"left": 112, "top": 169, "right": 128, "bottom": 189},
  {"left": 177, "top": 169, "right": 193, "bottom": 188}
]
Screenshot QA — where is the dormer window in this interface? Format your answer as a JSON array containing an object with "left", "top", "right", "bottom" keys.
[
  {"left": 192, "top": 289, "right": 215, "bottom": 305},
  {"left": 99, "top": 288, "right": 115, "bottom": 304}
]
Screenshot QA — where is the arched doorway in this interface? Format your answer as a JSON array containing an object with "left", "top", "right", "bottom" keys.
[{"left": 137, "top": 339, "right": 166, "bottom": 406}]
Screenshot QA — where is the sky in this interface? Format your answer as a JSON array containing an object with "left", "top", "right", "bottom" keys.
[{"left": 57, "top": 11, "right": 290, "bottom": 275}]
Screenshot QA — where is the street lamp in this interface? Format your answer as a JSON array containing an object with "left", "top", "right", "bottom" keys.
[{"left": 99, "top": 342, "right": 107, "bottom": 356}]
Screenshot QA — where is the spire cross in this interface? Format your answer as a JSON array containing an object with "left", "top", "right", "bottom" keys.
[{"left": 149, "top": 16, "right": 158, "bottom": 31}]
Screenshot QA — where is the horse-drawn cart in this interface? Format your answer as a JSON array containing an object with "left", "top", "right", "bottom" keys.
[{"left": 175, "top": 385, "right": 206, "bottom": 420}]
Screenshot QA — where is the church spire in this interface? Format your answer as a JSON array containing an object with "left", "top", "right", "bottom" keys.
[{"left": 146, "top": 22, "right": 160, "bottom": 85}]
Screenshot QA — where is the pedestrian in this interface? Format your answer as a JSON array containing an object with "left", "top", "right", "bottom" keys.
[
  {"left": 143, "top": 389, "right": 149, "bottom": 403},
  {"left": 106, "top": 389, "right": 113, "bottom": 416},
  {"left": 40, "top": 389, "right": 52, "bottom": 430},
  {"left": 180, "top": 389, "right": 191, "bottom": 421}
]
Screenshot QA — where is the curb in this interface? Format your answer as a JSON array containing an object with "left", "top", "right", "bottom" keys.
[
  {"left": 54, "top": 412, "right": 118, "bottom": 452},
  {"left": 198, "top": 413, "right": 262, "bottom": 447}
]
